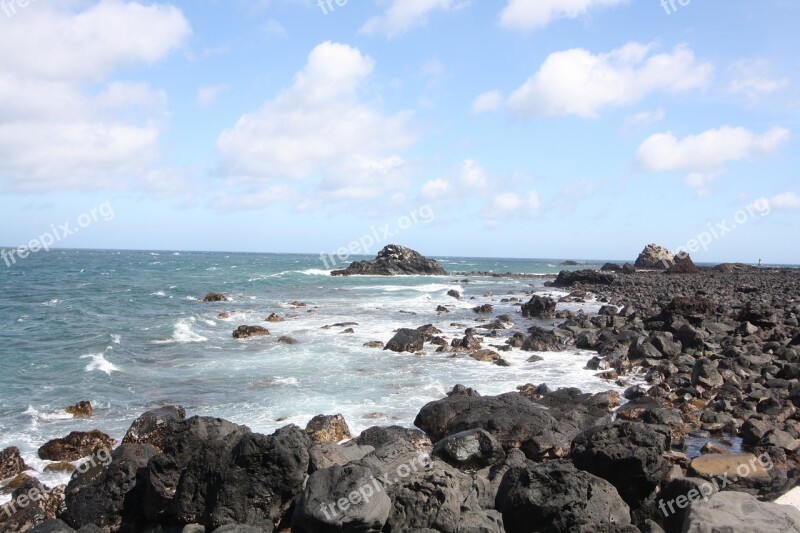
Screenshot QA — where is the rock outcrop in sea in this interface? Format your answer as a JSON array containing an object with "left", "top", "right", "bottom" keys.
[
  {"left": 331, "top": 244, "right": 447, "bottom": 276},
  {"left": 635, "top": 243, "right": 675, "bottom": 269}
]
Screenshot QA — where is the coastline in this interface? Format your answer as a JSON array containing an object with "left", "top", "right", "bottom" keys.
[{"left": 2, "top": 260, "right": 800, "bottom": 531}]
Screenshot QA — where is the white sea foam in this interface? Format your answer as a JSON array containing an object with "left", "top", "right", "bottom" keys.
[
  {"left": 24, "top": 405, "right": 73, "bottom": 421},
  {"left": 152, "top": 291, "right": 167, "bottom": 297},
  {"left": 81, "top": 353, "right": 120, "bottom": 375},
  {"left": 172, "top": 318, "right": 208, "bottom": 343}
]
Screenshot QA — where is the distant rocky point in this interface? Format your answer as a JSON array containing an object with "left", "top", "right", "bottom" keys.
[
  {"left": 634, "top": 243, "right": 675, "bottom": 270},
  {"left": 331, "top": 244, "right": 447, "bottom": 276}
]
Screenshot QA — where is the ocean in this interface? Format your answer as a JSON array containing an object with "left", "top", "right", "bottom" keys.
[{"left": 0, "top": 249, "right": 625, "bottom": 499}]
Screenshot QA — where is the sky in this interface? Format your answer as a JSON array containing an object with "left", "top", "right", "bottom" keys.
[{"left": 0, "top": 0, "right": 798, "bottom": 263}]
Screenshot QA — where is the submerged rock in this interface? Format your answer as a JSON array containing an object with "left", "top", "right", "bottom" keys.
[
  {"left": 521, "top": 295, "right": 557, "bottom": 319},
  {"left": 64, "top": 401, "right": 93, "bottom": 418},
  {"left": 232, "top": 325, "right": 270, "bottom": 339},
  {"left": 331, "top": 244, "right": 447, "bottom": 276},
  {"left": 38, "top": 430, "right": 115, "bottom": 462},
  {"left": 202, "top": 292, "right": 228, "bottom": 302}
]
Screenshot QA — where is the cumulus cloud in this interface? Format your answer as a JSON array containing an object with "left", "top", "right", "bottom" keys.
[
  {"left": 360, "top": 0, "right": 463, "bottom": 38},
  {"left": 197, "top": 84, "right": 229, "bottom": 107},
  {"left": 471, "top": 90, "right": 503, "bottom": 113},
  {"left": 499, "top": 0, "right": 628, "bottom": 31},
  {"left": 420, "top": 178, "right": 452, "bottom": 200},
  {"left": 0, "top": 1, "right": 190, "bottom": 192},
  {"left": 728, "top": 59, "right": 790, "bottom": 103},
  {"left": 487, "top": 191, "right": 540, "bottom": 215},
  {"left": 636, "top": 126, "right": 791, "bottom": 194},
  {"left": 217, "top": 41, "right": 416, "bottom": 203},
  {"left": 770, "top": 192, "right": 800, "bottom": 211},
  {"left": 507, "top": 43, "right": 712, "bottom": 118}
]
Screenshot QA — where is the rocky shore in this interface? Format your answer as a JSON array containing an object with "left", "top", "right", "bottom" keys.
[{"left": 3, "top": 263, "right": 800, "bottom": 532}]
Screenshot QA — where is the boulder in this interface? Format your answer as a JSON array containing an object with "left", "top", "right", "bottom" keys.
[
  {"left": 202, "top": 293, "right": 228, "bottom": 302},
  {"left": 62, "top": 444, "right": 158, "bottom": 531},
  {"left": 265, "top": 313, "right": 284, "bottom": 323},
  {"left": 363, "top": 341, "right": 384, "bottom": 349},
  {"left": 571, "top": 421, "right": 671, "bottom": 508},
  {"left": 414, "top": 391, "right": 574, "bottom": 460},
  {"left": 64, "top": 401, "right": 93, "bottom": 418},
  {"left": 384, "top": 328, "right": 425, "bottom": 353},
  {"left": 232, "top": 325, "right": 270, "bottom": 339},
  {"left": 292, "top": 464, "right": 391, "bottom": 533},
  {"left": 28, "top": 520, "right": 77, "bottom": 532},
  {"left": 666, "top": 254, "right": 701, "bottom": 274},
  {"left": 278, "top": 336, "right": 299, "bottom": 344},
  {"left": 308, "top": 442, "right": 374, "bottom": 473},
  {"left": 0, "top": 477, "right": 64, "bottom": 533},
  {"left": 682, "top": 491, "right": 800, "bottom": 532},
  {"left": 473, "top": 304, "right": 494, "bottom": 314},
  {"left": 634, "top": 244, "right": 674, "bottom": 269},
  {"left": 0, "top": 447, "right": 29, "bottom": 481},
  {"left": 496, "top": 459, "right": 631, "bottom": 533},
  {"left": 143, "top": 418, "right": 310, "bottom": 531},
  {"left": 38, "top": 431, "right": 115, "bottom": 462},
  {"left": 656, "top": 477, "right": 719, "bottom": 533},
  {"left": 331, "top": 245, "right": 447, "bottom": 276},
  {"left": 551, "top": 270, "right": 614, "bottom": 287},
  {"left": 432, "top": 429, "right": 506, "bottom": 470},
  {"left": 356, "top": 426, "right": 431, "bottom": 451},
  {"left": 306, "top": 414, "right": 352, "bottom": 443},
  {"left": 122, "top": 405, "right": 187, "bottom": 451},
  {"left": 521, "top": 296, "right": 557, "bottom": 319}
]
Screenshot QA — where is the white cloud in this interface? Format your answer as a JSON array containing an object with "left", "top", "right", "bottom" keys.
[
  {"left": 262, "top": 18, "right": 288, "bottom": 38},
  {"left": 0, "top": 1, "right": 190, "bottom": 82},
  {"left": 770, "top": 192, "right": 800, "bottom": 211},
  {"left": 488, "top": 191, "right": 540, "bottom": 214},
  {"left": 217, "top": 41, "right": 416, "bottom": 202},
  {"left": 636, "top": 126, "right": 791, "bottom": 194},
  {"left": 728, "top": 59, "right": 789, "bottom": 103},
  {"left": 508, "top": 43, "right": 713, "bottom": 118},
  {"left": 197, "top": 84, "right": 229, "bottom": 107},
  {"left": 458, "top": 159, "right": 488, "bottom": 188},
  {"left": 360, "top": 0, "right": 463, "bottom": 38},
  {"left": 0, "top": 1, "right": 190, "bottom": 192},
  {"left": 499, "top": 0, "right": 628, "bottom": 31},
  {"left": 420, "top": 178, "right": 452, "bottom": 200},
  {"left": 623, "top": 109, "right": 665, "bottom": 131},
  {"left": 471, "top": 90, "right": 503, "bottom": 113}
]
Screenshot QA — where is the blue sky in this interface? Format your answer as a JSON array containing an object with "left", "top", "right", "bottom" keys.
[{"left": 0, "top": 0, "right": 798, "bottom": 263}]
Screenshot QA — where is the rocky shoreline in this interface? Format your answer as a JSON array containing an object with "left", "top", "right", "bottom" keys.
[{"left": 2, "top": 264, "right": 800, "bottom": 532}]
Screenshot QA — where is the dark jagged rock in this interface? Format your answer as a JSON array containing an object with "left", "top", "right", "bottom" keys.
[
  {"left": 682, "top": 491, "right": 800, "bottom": 532},
  {"left": 571, "top": 421, "right": 670, "bottom": 508},
  {"left": 601, "top": 263, "right": 623, "bottom": 272},
  {"left": 666, "top": 254, "right": 701, "bottom": 274},
  {"left": 432, "top": 429, "right": 506, "bottom": 470},
  {"left": 292, "top": 464, "right": 391, "bottom": 533},
  {"left": 384, "top": 328, "right": 425, "bottom": 353},
  {"left": 496, "top": 459, "right": 631, "bottom": 533},
  {"left": 0, "top": 477, "right": 64, "bottom": 533},
  {"left": 521, "top": 295, "right": 557, "bottom": 319},
  {"left": 331, "top": 245, "right": 447, "bottom": 276},
  {"left": 38, "top": 431, "right": 115, "bottom": 462},
  {"left": 232, "top": 325, "right": 270, "bottom": 339},
  {"left": 414, "top": 391, "right": 580, "bottom": 460},
  {"left": 202, "top": 292, "right": 228, "bottom": 302},
  {"left": 142, "top": 417, "right": 310, "bottom": 531},
  {"left": 62, "top": 444, "right": 158, "bottom": 531},
  {"left": 551, "top": 269, "right": 614, "bottom": 287},
  {"left": 122, "top": 405, "right": 186, "bottom": 451}
]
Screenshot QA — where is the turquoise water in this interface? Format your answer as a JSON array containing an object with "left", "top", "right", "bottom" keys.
[{"left": 0, "top": 249, "right": 619, "bottom": 494}]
